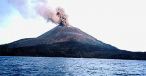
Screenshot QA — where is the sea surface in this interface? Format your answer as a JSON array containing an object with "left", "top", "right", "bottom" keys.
[{"left": 0, "top": 56, "right": 146, "bottom": 76}]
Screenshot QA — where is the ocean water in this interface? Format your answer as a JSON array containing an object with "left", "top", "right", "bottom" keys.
[{"left": 0, "top": 56, "right": 145, "bottom": 76}]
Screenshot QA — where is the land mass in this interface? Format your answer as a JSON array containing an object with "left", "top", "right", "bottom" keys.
[{"left": 0, "top": 24, "right": 146, "bottom": 60}]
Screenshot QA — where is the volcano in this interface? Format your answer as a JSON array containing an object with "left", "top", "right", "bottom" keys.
[
  {"left": 8, "top": 24, "right": 118, "bottom": 51},
  {"left": 0, "top": 24, "right": 146, "bottom": 60}
]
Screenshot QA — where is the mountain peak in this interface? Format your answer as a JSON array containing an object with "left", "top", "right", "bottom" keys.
[
  {"left": 38, "top": 24, "right": 98, "bottom": 45},
  {"left": 6, "top": 24, "right": 119, "bottom": 52}
]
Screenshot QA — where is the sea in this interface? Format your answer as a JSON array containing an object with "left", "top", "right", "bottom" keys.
[{"left": 0, "top": 56, "right": 145, "bottom": 76}]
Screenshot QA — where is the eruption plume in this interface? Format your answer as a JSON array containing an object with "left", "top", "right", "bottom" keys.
[
  {"left": 56, "top": 7, "right": 69, "bottom": 26},
  {"left": 35, "top": 4, "right": 69, "bottom": 26},
  {"left": 8, "top": 0, "right": 69, "bottom": 26}
]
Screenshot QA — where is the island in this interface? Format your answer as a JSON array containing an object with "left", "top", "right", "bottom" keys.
[{"left": 0, "top": 7, "right": 146, "bottom": 60}]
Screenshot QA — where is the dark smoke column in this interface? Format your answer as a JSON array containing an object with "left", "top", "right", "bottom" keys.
[{"left": 56, "top": 7, "right": 69, "bottom": 26}]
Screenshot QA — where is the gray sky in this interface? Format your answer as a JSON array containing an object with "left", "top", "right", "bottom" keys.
[{"left": 0, "top": 0, "right": 146, "bottom": 52}]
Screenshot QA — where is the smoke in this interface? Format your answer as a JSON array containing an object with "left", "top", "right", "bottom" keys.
[
  {"left": 7, "top": 0, "right": 67, "bottom": 24},
  {"left": 35, "top": 2, "right": 60, "bottom": 24}
]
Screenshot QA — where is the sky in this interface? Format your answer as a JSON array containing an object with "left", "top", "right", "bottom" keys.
[{"left": 0, "top": 0, "right": 146, "bottom": 52}]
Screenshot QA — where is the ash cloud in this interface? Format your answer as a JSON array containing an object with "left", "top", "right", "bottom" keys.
[{"left": 7, "top": 0, "right": 65, "bottom": 24}]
